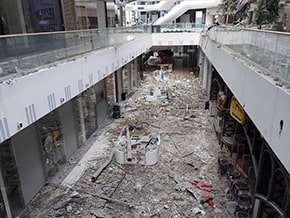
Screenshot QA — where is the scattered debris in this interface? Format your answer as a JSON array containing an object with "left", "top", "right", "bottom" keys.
[
  {"left": 192, "top": 206, "right": 206, "bottom": 215},
  {"left": 89, "top": 191, "right": 134, "bottom": 208},
  {"left": 214, "top": 206, "right": 223, "bottom": 214},
  {"left": 90, "top": 151, "right": 115, "bottom": 182},
  {"left": 20, "top": 70, "right": 232, "bottom": 217}
]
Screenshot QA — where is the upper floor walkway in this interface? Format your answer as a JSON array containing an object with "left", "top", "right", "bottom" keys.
[{"left": 0, "top": 24, "right": 289, "bottom": 85}]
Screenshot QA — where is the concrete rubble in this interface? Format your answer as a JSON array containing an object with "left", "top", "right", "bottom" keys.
[{"left": 20, "top": 70, "right": 232, "bottom": 218}]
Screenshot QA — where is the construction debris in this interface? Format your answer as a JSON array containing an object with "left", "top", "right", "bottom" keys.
[
  {"left": 115, "top": 126, "right": 160, "bottom": 165},
  {"left": 20, "top": 70, "right": 232, "bottom": 217},
  {"left": 90, "top": 151, "right": 115, "bottom": 182}
]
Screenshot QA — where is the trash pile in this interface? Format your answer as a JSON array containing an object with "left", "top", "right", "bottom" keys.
[{"left": 21, "top": 70, "right": 232, "bottom": 218}]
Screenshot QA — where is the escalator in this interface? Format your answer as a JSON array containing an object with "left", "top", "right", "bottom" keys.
[{"left": 154, "top": 0, "right": 221, "bottom": 25}]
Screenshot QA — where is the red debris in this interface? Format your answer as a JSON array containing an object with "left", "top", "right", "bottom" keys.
[{"left": 189, "top": 180, "right": 214, "bottom": 207}]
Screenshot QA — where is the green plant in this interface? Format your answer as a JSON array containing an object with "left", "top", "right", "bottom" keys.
[
  {"left": 255, "top": 0, "right": 285, "bottom": 29},
  {"left": 219, "top": 0, "right": 237, "bottom": 24}
]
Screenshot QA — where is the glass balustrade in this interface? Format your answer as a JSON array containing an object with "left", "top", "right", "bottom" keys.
[
  {"left": 1, "top": 24, "right": 288, "bottom": 84},
  {"left": 0, "top": 24, "right": 203, "bottom": 79},
  {"left": 152, "top": 23, "right": 205, "bottom": 33},
  {"left": 0, "top": 26, "right": 151, "bottom": 78},
  {"left": 207, "top": 26, "right": 290, "bottom": 84}
]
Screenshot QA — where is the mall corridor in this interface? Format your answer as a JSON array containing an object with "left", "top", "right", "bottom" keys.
[{"left": 19, "top": 69, "right": 232, "bottom": 217}]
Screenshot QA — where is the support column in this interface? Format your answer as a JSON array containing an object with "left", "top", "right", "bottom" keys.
[
  {"left": 133, "top": 58, "right": 138, "bottom": 87},
  {"left": 202, "top": 56, "right": 209, "bottom": 91},
  {"left": 75, "top": 96, "right": 86, "bottom": 146},
  {"left": 198, "top": 50, "right": 204, "bottom": 77},
  {"left": 119, "top": 6, "right": 124, "bottom": 27},
  {"left": 206, "top": 63, "right": 213, "bottom": 98},
  {"left": 138, "top": 56, "right": 144, "bottom": 81},
  {"left": 106, "top": 73, "right": 116, "bottom": 105},
  {"left": 115, "top": 69, "right": 123, "bottom": 103},
  {"left": 97, "top": 1, "right": 107, "bottom": 28},
  {"left": 127, "top": 62, "right": 132, "bottom": 92},
  {"left": 59, "top": 101, "right": 78, "bottom": 159},
  {"left": 106, "top": 73, "right": 116, "bottom": 117}
]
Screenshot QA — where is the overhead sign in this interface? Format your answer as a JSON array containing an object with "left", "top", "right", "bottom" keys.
[{"left": 230, "top": 96, "right": 246, "bottom": 124}]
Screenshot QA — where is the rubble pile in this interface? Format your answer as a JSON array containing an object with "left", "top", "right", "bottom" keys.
[{"left": 21, "top": 71, "right": 231, "bottom": 217}]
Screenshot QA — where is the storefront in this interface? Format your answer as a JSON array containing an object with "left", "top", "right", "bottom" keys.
[
  {"left": 210, "top": 67, "right": 290, "bottom": 217},
  {"left": 37, "top": 111, "right": 65, "bottom": 178},
  {"left": 74, "top": 80, "right": 108, "bottom": 140},
  {"left": 0, "top": 140, "right": 24, "bottom": 217}
]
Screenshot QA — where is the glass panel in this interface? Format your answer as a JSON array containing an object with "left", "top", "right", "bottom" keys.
[
  {"left": 211, "top": 27, "right": 290, "bottom": 84},
  {"left": 0, "top": 27, "right": 150, "bottom": 79},
  {"left": 158, "top": 23, "right": 206, "bottom": 32},
  {"left": 81, "top": 88, "right": 97, "bottom": 139},
  {"left": 0, "top": 140, "right": 24, "bottom": 217},
  {"left": 37, "top": 111, "right": 65, "bottom": 178}
]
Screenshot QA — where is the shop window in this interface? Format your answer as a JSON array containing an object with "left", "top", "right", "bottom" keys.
[
  {"left": 38, "top": 111, "right": 65, "bottom": 178},
  {"left": 0, "top": 140, "right": 24, "bottom": 216},
  {"left": 32, "top": 0, "right": 64, "bottom": 32},
  {"left": 258, "top": 151, "right": 272, "bottom": 196},
  {"left": 81, "top": 88, "right": 97, "bottom": 139},
  {"left": 270, "top": 169, "right": 286, "bottom": 209}
]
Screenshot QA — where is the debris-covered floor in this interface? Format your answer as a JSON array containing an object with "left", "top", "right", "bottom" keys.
[{"left": 20, "top": 70, "right": 233, "bottom": 218}]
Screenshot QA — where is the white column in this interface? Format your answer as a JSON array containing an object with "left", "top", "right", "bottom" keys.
[
  {"left": 202, "top": 56, "right": 208, "bottom": 91},
  {"left": 115, "top": 69, "right": 123, "bottom": 102},
  {"left": 198, "top": 50, "right": 204, "bottom": 78},
  {"left": 133, "top": 58, "right": 138, "bottom": 87},
  {"left": 127, "top": 63, "right": 132, "bottom": 92},
  {"left": 206, "top": 63, "right": 213, "bottom": 98},
  {"left": 97, "top": 1, "right": 107, "bottom": 28}
]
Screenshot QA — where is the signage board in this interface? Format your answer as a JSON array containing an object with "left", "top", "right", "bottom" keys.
[{"left": 230, "top": 96, "right": 246, "bottom": 124}]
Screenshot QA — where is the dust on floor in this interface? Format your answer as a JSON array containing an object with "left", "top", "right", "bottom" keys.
[{"left": 20, "top": 70, "right": 232, "bottom": 218}]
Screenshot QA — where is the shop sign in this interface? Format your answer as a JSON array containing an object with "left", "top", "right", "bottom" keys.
[{"left": 230, "top": 96, "right": 246, "bottom": 124}]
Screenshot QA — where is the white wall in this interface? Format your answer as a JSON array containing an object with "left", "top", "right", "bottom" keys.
[
  {"left": 126, "top": 0, "right": 175, "bottom": 12},
  {"left": 152, "top": 32, "right": 201, "bottom": 46},
  {"left": 200, "top": 36, "right": 290, "bottom": 174},
  {"left": 0, "top": 35, "right": 152, "bottom": 143},
  {"left": 12, "top": 124, "right": 46, "bottom": 205},
  {"left": 206, "top": 8, "right": 217, "bottom": 25}
]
